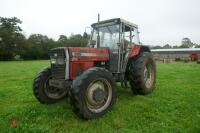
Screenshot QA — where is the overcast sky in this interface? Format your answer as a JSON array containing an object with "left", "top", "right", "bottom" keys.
[{"left": 1, "top": 0, "right": 200, "bottom": 46}]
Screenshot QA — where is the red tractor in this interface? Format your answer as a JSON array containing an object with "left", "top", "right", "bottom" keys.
[{"left": 33, "top": 18, "right": 156, "bottom": 119}]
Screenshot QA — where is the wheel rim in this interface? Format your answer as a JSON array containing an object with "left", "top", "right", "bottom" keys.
[
  {"left": 85, "top": 78, "right": 112, "bottom": 113},
  {"left": 144, "top": 64, "right": 154, "bottom": 89},
  {"left": 44, "top": 76, "right": 67, "bottom": 99}
]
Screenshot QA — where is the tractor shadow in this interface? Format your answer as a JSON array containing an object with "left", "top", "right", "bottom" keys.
[
  {"left": 21, "top": 85, "right": 137, "bottom": 122},
  {"left": 115, "top": 84, "right": 136, "bottom": 98}
]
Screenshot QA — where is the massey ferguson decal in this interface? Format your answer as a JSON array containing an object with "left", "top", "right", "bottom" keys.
[{"left": 68, "top": 47, "right": 109, "bottom": 61}]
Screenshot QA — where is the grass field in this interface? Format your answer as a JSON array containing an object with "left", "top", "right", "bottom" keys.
[{"left": 0, "top": 61, "right": 200, "bottom": 133}]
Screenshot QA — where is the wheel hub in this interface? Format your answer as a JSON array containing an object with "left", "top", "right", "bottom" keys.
[
  {"left": 85, "top": 79, "right": 112, "bottom": 113},
  {"left": 93, "top": 89, "right": 106, "bottom": 103},
  {"left": 86, "top": 82, "right": 105, "bottom": 105},
  {"left": 144, "top": 65, "right": 153, "bottom": 89},
  {"left": 44, "top": 76, "right": 67, "bottom": 99}
]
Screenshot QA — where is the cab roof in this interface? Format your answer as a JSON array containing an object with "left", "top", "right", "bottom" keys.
[{"left": 91, "top": 18, "right": 138, "bottom": 29}]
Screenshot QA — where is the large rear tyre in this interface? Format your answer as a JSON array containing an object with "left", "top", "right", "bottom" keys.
[
  {"left": 128, "top": 52, "right": 156, "bottom": 95},
  {"left": 69, "top": 67, "right": 116, "bottom": 119},
  {"left": 33, "top": 67, "right": 67, "bottom": 104}
]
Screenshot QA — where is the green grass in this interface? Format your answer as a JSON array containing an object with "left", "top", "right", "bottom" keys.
[{"left": 0, "top": 61, "right": 200, "bottom": 133}]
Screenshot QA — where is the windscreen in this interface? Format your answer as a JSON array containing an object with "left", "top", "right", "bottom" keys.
[{"left": 91, "top": 24, "right": 119, "bottom": 49}]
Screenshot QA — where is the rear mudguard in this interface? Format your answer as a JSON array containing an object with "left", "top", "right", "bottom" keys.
[
  {"left": 124, "top": 44, "right": 151, "bottom": 75},
  {"left": 119, "top": 45, "right": 151, "bottom": 87},
  {"left": 128, "top": 44, "right": 151, "bottom": 58}
]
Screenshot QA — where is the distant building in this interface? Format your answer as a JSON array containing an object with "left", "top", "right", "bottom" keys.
[{"left": 151, "top": 48, "right": 200, "bottom": 61}]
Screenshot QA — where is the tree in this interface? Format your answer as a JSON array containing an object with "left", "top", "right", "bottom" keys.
[
  {"left": 57, "top": 35, "right": 68, "bottom": 47},
  {"left": 163, "top": 44, "right": 172, "bottom": 49},
  {"left": 0, "top": 17, "right": 22, "bottom": 33},
  {"left": 173, "top": 45, "right": 179, "bottom": 48},
  {"left": 67, "top": 34, "right": 88, "bottom": 47},
  {"left": 194, "top": 43, "right": 200, "bottom": 48},
  {"left": 180, "top": 38, "right": 193, "bottom": 48},
  {"left": 27, "top": 34, "right": 56, "bottom": 59},
  {"left": 150, "top": 45, "right": 163, "bottom": 49},
  {"left": 0, "top": 17, "right": 90, "bottom": 60},
  {"left": 0, "top": 17, "right": 28, "bottom": 60}
]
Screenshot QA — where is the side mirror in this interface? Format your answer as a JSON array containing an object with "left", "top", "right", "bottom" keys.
[
  {"left": 117, "top": 42, "right": 121, "bottom": 47},
  {"left": 90, "top": 40, "right": 96, "bottom": 47}
]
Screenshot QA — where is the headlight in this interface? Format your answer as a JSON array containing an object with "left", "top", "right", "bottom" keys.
[
  {"left": 57, "top": 58, "right": 65, "bottom": 64},
  {"left": 50, "top": 58, "right": 65, "bottom": 65},
  {"left": 51, "top": 58, "right": 56, "bottom": 64}
]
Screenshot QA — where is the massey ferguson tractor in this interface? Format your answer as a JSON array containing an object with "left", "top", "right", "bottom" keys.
[{"left": 33, "top": 18, "right": 156, "bottom": 119}]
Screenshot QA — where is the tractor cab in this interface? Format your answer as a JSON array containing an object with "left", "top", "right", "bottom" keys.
[
  {"left": 90, "top": 18, "right": 140, "bottom": 72},
  {"left": 90, "top": 18, "right": 140, "bottom": 49}
]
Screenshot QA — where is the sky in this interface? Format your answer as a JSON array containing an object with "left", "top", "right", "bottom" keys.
[{"left": 0, "top": 0, "right": 200, "bottom": 46}]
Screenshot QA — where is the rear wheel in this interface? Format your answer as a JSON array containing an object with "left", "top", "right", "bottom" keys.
[
  {"left": 69, "top": 67, "right": 116, "bottom": 119},
  {"left": 128, "top": 52, "right": 156, "bottom": 95},
  {"left": 33, "top": 67, "right": 67, "bottom": 104}
]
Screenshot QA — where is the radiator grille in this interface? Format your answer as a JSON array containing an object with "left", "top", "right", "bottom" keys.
[
  {"left": 50, "top": 48, "right": 66, "bottom": 79},
  {"left": 51, "top": 64, "right": 66, "bottom": 79},
  {"left": 50, "top": 48, "right": 65, "bottom": 58}
]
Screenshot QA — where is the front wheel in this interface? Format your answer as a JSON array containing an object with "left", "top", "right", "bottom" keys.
[
  {"left": 33, "top": 67, "right": 67, "bottom": 104},
  {"left": 69, "top": 67, "right": 116, "bottom": 119},
  {"left": 128, "top": 52, "right": 156, "bottom": 95}
]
